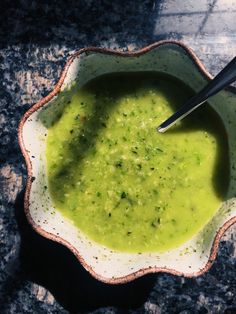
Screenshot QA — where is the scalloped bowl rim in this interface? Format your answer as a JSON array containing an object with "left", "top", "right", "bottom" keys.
[{"left": 18, "top": 40, "right": 236, "bottom": 284}]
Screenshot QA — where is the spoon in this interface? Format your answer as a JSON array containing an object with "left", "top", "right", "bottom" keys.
[{"left": 157, "top": 56, "right": 236, "bottom": 133}]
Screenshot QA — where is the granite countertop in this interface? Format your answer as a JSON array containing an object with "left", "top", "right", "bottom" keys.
[{"left": 1, "top": 0, "right": 236, "bottom": 313}]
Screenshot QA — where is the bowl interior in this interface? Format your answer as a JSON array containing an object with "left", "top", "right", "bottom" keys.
[{"left": 21, "top": 43, "right": 236, "bottom": 282}]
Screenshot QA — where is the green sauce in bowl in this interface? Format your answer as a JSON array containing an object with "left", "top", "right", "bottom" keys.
[{"left": 46, "top": 73, "right": 229, "bottom": 252}]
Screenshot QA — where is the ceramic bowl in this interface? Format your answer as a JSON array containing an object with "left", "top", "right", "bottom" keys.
[{"left": 18, "top": 41, "right": 236, "bottom": 284}]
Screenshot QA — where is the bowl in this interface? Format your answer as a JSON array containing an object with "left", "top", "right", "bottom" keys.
[{"left": 18, "top": 41, "right": 236, "bottom": 284}]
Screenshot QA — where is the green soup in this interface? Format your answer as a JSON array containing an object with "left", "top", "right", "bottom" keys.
[{"left": 46, "top": 73, "right": 229, "bottom": 252}]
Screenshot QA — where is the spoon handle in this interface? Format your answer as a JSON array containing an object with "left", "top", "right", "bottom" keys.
[{"left": 158, "top": 56, "right": 236, "bottom": 133}]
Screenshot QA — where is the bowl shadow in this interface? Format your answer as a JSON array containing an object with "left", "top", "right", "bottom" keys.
[{"left": 14, "top": 191, "right": 157, "bottom": 313}]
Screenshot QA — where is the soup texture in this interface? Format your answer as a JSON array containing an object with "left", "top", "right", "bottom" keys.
[{"left": 46, "top": 73, "right": 228, "bottom": 252}]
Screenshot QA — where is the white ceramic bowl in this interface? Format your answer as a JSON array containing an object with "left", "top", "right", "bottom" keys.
[{"left": 18, "top": 41, "right": 236, "bottom": 284}]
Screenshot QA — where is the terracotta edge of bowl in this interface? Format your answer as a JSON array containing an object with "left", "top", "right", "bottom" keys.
[{"left": 18, "top": 40, "right": 236, "bottom": 284}]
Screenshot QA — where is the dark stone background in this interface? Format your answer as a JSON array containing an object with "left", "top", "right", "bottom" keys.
[{"left": 0, "top": 0, "right": 236, "bottom": 313}]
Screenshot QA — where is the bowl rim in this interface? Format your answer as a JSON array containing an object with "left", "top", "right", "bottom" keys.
[{"left": 18, "top": 40, "right": 236, "bottom": 284}]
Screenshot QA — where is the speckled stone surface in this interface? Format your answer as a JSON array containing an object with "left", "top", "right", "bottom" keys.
[{"left": 1, "top": 0, "right": 236, "bottom": 313}]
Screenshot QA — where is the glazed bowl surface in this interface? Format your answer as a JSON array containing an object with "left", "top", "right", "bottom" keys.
[{"left": 19, "top": 41, "right": 236, "bottom": 284}]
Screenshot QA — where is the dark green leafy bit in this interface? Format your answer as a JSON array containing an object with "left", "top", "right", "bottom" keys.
[
  {"left": 156, "top": 147, "right": 163, "bottom": 153},
  {"left": 154, "top": 204, "right": 166, "bottom": 213},
  {"left": 121, "top": 191, "right": 127, "bottom": 199},
  {"left": 151, "top": 218, "right": 161, "bottom": 228},
  {"left": 131, "top": 147, "right": 138, "bottom": 155},
  {"left": 115, "top": 161, "right": 123, "bottom": 168}
]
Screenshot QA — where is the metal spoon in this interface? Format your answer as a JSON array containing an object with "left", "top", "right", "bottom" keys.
[{"left": 157, "top": 56, "right": 236, "bottom": 133}]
